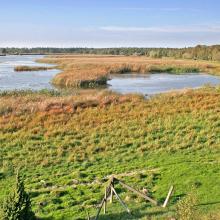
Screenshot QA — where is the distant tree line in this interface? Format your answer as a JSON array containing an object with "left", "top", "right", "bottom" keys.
[{"left": 1, "top": 45, "right": 220, "bottom": 61}]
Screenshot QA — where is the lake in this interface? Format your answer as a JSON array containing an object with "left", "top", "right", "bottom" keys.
[
  {"left": 108, "top": 73, "right": 220, "bottom": 95},
  {"left": 1, "top": 55, "right": 220, "bottom": 94},
  {"left": 0, "top": 55, "right": 59, "bottom": 91}
]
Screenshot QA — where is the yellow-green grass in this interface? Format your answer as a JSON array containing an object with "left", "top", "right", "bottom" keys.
[
  {"left": 0, "top": 86, "right": 220, "bottom": 219},
  {"left": 38, "top": 55, "right": 220, "bottom": 88},
  {"left": 14, "top": 65, "right": 54, "bottom": 72}
]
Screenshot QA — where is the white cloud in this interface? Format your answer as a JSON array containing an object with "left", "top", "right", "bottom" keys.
[
  {"left": 99, "top": 25, "right": 220, "bottom": 33},
  {"left": 1, "top": 25, "right": 219, "bottom": 48}
]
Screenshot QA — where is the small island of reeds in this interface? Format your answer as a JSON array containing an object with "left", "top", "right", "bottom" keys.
[{"left": 14, "top": 65, "right": 54, "bottom": 72}]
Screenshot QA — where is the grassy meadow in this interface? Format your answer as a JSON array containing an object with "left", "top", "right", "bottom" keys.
[
  {"left": 37, "top": 55, "right": 220, "bottom": 88},
  {"left": 0, "top": 85, "right": 220, "bottom": 219}
]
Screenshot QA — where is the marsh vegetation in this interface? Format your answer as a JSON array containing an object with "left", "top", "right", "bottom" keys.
[
  {"left": 0, "top": 86, "right": 220, "bottom": 219},
  {"left": 14, "top": 65, "right": 54, "bottom": 72},
  {"left": 39, "top": 55, "right": 220, "bottom": 88},
  {"left": 1, "top": 53, "right": 220, "bottom": 219}
]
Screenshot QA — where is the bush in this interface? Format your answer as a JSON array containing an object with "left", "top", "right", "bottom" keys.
[
  {"left": 1, "top": 170, "right": 35, "bottom": 220},
  {"left": 176, "top": 187, "right": 198, "bottom": 220}
]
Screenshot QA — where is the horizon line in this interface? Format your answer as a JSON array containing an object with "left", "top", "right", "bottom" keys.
[{"left": 1, "top": 44, "right": 219, "bottom": 49}]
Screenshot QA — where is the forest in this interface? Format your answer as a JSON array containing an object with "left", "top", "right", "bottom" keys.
[{"left": 1, "top": 44, "right": 220, "bottom": 61}]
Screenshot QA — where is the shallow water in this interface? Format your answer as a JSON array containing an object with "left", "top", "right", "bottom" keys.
[
  {"left": 0, "top": 55, "right": 59, "bottom": 91},
  {"left": 108, "top": 73, "right": 220, "bottom": 95},
  {"left": 1, "top": 55, "right": 220, "bottom": 94}
]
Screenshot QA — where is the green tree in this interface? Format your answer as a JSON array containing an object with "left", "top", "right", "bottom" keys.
[
  {"left": 1, "top": 170, "right": 35, "bottom": 220},
  {"left": 183, "top": 52, "right": 193, "bottom": 59},
  {"left": 2, "top": 48, "right": 7, "bottom": 54},
  {"left": 149, "top": 50, "right": 162, "bottom": 58}
]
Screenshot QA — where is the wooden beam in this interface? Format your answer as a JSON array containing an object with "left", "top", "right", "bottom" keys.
[
  {"left": 162, "top": 185, "right": 174, "bottom": 208},
  {"left": 111, "top": 186, "right": 131, "bottom": 214},
  {"left": 115, "top": 178, "right": 158, "bottom": 206}
]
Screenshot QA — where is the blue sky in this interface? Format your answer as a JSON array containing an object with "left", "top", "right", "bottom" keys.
[{"left": 0, "top": 0, "right": 220, "bottom": 47}]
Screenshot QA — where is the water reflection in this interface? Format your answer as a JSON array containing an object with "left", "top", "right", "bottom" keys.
[
  {"left": 1, "top": 56, "right": 220, "bottom": 95},
  {"left": 108, "top": 73, "right": 220, "bottom": 95}
]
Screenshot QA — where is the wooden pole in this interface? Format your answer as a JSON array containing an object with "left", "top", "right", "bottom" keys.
[
  {"left": 116, "top": 178, "right": 158, "bottom": 205},
  {"left": 162, "top": 185, "right": 174, "bottom": 208},
  {"left": 111, "top": 186, "right": 131, "bottom": 214},
  {"left": 95, "top": 185, "right": 111, "bottom": 220},
  {"left": 104, "top": 187, "right": 107, "bottom": 214},
  {"left": 110, "top": 177, "right": 114, "bottom": 204},
  {"left": 110, "top": 186, "right": 113, "bottom": 203},
  {"left": 85, "top": 210, "right": 90, "bottom": 220}
]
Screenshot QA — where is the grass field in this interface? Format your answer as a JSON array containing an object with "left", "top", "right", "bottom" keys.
[
  {"left": 36, "top": 55, "right": 220, "bottom": 88},
  {"left": 0, "top": 85, "right": 220, "bottom": 219}
]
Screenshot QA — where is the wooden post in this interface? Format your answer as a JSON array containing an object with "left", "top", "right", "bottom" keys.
[
  {"left": 85, "top": 210, "right": 90, "bottom": 220},
  {"left": 110, "top": 186, "right": 113, "bottom": 203},
  {"left": 104, "top": 187, "right": 107, "bottom": 214},
  {"left": 162, "top": 185, "right": 174, "bottom": 208},
  {"left": 110, "top": 177, "right": 114, "bottom": 204},
  {"left": 95, "top": 185, "right": 111, "bottom": 220}
]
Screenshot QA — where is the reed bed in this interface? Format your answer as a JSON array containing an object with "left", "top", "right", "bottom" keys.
[
  {"left": 0, "top": 89, "right": 143, "bottom": 116},
  {"left": 14, "top": 65, "right": 54, "bottom": 72},
  {"left": 38, "top": 55, "right": 220, "bottom": 88}
]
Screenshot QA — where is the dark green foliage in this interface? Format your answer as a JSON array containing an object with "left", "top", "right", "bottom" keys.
[
  {"left": 0, "top": 48, "right": 6, "bottom": 55},
  {"left": 1, "top": 44, "right": 220, "bottom": 61},
  {"left": 1, "top": 171, "right": 35, "bottom": 220}
]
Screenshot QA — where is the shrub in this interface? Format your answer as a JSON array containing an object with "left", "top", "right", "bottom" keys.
[
  {"left": 176, "top": 187, "right": 198, "bottom": 220},
  {"left": 1, "top": 170, "right": 35, "bottom": 220}
]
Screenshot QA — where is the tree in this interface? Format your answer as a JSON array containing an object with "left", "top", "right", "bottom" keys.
[
  {"left": 149, "top": 50, "right": 162, "bottom": 58},
  {"left": 2, "top": 48, "right": 7, "bottom": 54},
  {"left": 1, "top": 170, "right": 35, "bottom": 220}
]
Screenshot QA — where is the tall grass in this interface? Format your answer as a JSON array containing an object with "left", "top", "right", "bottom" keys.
[
  {"left": 0, "top": 87, "right": 220, "bottom": 219},
  {"left": 14, "top": 66, "right": 54, "bottom": 72},
  {"left": 38, "top": 55, "right": 220, "bottom": 88}
]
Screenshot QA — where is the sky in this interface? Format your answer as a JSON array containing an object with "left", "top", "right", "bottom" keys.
[{"left": 0, "top": 0, "right": 220, "bottom": 48}]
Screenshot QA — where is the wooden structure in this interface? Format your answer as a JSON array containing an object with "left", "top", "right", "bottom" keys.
[{"left": 93, "top": 176, "right": 174, "bottom": 220}]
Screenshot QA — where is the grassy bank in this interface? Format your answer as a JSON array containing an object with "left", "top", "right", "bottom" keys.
[
  {"left": 14, "top": 65, "right": 54, "bottom": 72},
  {"left": 0, "top": 87, "right": 220, "bottom": 219},
  {"left": 38, "top": 55, "right": 220, "bottom": 88}
]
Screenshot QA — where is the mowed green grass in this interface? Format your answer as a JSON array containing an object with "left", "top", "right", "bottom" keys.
[{"left": 0, "top": 87, "right": 220, "bottom": 219}]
